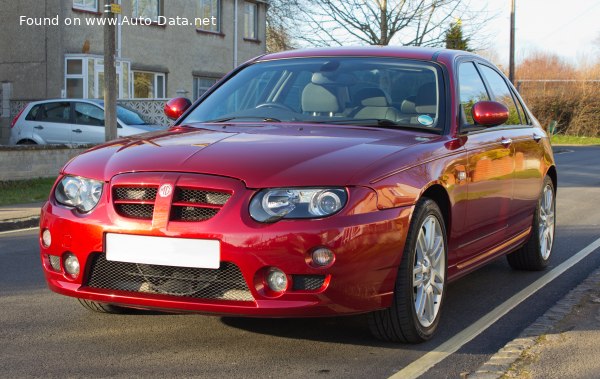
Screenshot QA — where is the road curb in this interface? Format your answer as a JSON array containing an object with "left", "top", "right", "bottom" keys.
[
  {"left": 0, "top": 217, "right": 40, "bottom": 232},
  {"left": 468, "top": 265, "right": 600, "bottom": 378}
]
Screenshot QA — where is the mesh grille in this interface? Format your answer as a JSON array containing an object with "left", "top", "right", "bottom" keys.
[
  {"left": 86, "top": 254, "right": 253, "bottom": 301},
  {"left": 175, "top": 189, "right": 231, "bottom": 205},
  {"left": 170, "top": 206, "right": 219, "bottom": 222},
  {"left": 292, "top": 275, "right": 326, "bottom": 291},
  {"left": 114, "top": 187, "right": 157, "bottom": 201},
  {"left": 115, "top": 204, "right": 154, "bottom": 219}
]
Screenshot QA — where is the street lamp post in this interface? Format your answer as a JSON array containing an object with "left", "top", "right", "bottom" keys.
[{"left": 103, "top": 3, "right": 118, "bottom": 142}]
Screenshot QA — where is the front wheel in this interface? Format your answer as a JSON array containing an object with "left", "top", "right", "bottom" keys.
[
  {"left": 507, "top": 176, "right": 556, "bottom": 271},
  {"left": 368, "top": 198, "right": 447, "bottom": 343}
]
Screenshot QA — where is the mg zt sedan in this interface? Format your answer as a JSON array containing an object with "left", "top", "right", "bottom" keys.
[{"left": 39, "top": 47, "right": 556, "bottom": 343}]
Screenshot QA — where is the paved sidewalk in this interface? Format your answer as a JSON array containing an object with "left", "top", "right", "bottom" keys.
[
  {"left": 470, "top": 265, "right": 600, "bottom": 379},
  {"left": 0, "top": 202, "right": 43, "bottom": 231}
]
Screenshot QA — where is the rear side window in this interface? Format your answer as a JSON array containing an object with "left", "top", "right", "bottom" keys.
[
  {"left": 25, "top": 105, "right": 41, "bottom": 121},
  {"left": 458, "top": 62, "right": 489, "bottom": 125},
  {"left": 478, "top": 65, "right": 521, "bottom": 125},
  {"left": 35, "top": 102, "right": 72, "bottom": 123}
]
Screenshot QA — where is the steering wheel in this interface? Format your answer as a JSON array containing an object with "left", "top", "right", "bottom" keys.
[{"left": 255, "top": 102, "right": 295, "bottom": 112}]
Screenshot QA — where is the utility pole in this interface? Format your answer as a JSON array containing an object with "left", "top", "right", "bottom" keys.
[
  {"left": 103, "top": 3, "right": 118, "bottom": 142},
  {"left": 509, "top": 0, "right": 516, "bottom": 84}
]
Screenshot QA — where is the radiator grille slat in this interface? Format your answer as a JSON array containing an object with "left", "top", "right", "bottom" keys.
[{"left": 86, "top": 254, "right": 253, "bottom": 301}]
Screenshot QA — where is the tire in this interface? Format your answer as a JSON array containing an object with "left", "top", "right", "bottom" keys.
[
  {"left": 77, "top": 299, "right": 127, "bottom": 314},
  {"left": 368, "top": 198, "right": 448, "bottom": 343},
  {"left": 507, "top": 176, "right": 556, "bottom": 271},
  {"left": 17, "top": 139, "right": 37, "bottom": 145}
]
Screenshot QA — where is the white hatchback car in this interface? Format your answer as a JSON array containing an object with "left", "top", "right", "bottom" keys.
[{"left": 9, "top": 99, "right": 164, "bottom": 145}]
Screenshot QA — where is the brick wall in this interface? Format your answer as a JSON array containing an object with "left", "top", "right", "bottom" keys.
[{"left": 0, "top": 145, "right": 93, "bottom": 181}]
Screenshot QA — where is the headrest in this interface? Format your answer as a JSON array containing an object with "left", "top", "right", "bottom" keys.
[
  {"left": 311, "top": 72, "right": 356, "bottom": 86},
  {"left": 302, "top": 83, "right": 339, "bottom": 113},
  {"left": 415, "top": 82, "right": 437, "bottom": 114},
  {"left": 355, "top": 88, "right": 388, "bottom": 107},
  {"left": 401, "top": 96, "right": 416, "bottom": 113}
]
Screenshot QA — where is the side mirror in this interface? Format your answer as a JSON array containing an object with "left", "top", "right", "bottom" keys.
[
  {"left": 472, "top": 101, "right": 509, "bottom": 127},
  {"left": 164, "top": 97, "right": 192, "bottom": 120}
]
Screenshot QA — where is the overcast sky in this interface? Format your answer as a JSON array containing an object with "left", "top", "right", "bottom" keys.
[{"left": 481, "top": 0, "right": 600, "bottom": 66}]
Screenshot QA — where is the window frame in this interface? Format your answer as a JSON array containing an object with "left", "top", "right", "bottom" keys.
[
  {"left": 64, "top": 54, "right": 131, "bottom": 100},
  {"left": 197, "top": 0, "right": 221, "bottom": 33},
  {"left": 476, "top": 62, "right": 524, "bottom": 126},
  {"left": 132, "top": 0, "right": 163, "bottom": 22},
  {"left": 243, "top": 1, "right": 258, "bottom": 40},
  {"left": 132, "top": 71, "right": 167, "bottom": 99},
  {"left": 73, "top": 0, "right": 98, "bottom": 12},
  {"left": 457, "top": 60, "right": 491, "bottom": 130},
  {"left": 193, "top": 76, "right": 219, "bottom": 100}
]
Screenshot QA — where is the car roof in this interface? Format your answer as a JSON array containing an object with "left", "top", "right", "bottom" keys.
[{"left": 256, "top": 46, "right": 478, "bottom": 63}]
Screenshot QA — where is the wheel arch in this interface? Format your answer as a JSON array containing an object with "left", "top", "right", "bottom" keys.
[
  {"left": 420, "top": 184, "right": 451, "bottom": 238},
  {"left": 546, "top": 165, "right": 557, "bottom": 194}
]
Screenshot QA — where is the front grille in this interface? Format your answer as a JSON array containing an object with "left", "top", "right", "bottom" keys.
[
  {"left": 171, "top": 206, "right": 219, "bottom": 222},
  {"left": 170, "top": 188, "right": 231, "bottom": 222},
  {"left": 86, "top": 254, "right": 253, "bottom": 301},
  {"left": 113, "top": 185, "right": 158, "bottom": 220},
  {"left": 115, "top": 204, "right": 154, "bottom": 219},
  {"left": 114, "top": 187, "right": 157, "bottom": 201},
  {"left": 292, "top": 275, "right": 326, "bottom": 291}
]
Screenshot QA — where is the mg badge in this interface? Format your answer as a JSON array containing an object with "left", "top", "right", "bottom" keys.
[{"left": 158, "top": 184, "right": 173, "bottom": 198}]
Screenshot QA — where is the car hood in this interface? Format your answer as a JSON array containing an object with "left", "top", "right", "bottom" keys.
[{"left": 64, "top": 123, "right": 436, "bottom": 188}]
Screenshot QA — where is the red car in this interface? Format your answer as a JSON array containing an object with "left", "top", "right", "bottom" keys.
[{"left": 39, "top": 47, "right": 556, "bottom": 343}]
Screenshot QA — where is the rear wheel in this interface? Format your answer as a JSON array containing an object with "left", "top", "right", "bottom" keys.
[
  {"left": 507, "top": 176, "right": 555, "bottom": 271},
  {"left": 368, "top": 198, "right": 447, "bottom": 343},
  {"left": 17, "top": 139, "right": 37, "bottom": 145},
  {"left": 77, "top": 299, "right": 127, "bottom": 314}
]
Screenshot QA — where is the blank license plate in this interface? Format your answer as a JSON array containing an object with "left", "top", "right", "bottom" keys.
[{"left": 105, "top": 233, "right": 220, "bottom": 269}]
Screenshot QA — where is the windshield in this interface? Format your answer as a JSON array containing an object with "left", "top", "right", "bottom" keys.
[
  {"left": 183, "top": 57, "right": 441, "bottom": 130},
  {"left": 117, "top": 105, "right": 146, "bottom": 125}
]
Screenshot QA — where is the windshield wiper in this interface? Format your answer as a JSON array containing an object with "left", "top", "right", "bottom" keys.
[
  {"left": 203, "top": 116, "right": 281, "bottom": 123},
  {"left": 311, "top": 118, "right": 405, "bottom": 128}
]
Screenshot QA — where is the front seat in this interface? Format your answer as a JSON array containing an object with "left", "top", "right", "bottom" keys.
[
  {"left": 302, "top": 83, "right": 340, "bottom": 116},
  {"left": 352, "top": 88, "right": 400, "bottom": 121}
]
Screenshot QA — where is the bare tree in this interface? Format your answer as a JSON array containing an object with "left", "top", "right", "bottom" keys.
[
  {"left": 277, "top": 0, "right": 489, "bottom": 48},
  {"left": 266, "top": 0, "right": 299, "bottom": 52}
]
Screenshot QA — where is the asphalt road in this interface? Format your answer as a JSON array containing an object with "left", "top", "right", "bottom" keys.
[{"left": 1, "top": 146, "right": 599, "bottom": 379}]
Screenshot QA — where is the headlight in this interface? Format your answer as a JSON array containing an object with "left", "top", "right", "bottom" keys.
[
  {"left": 54, "top": 175, "right": 104, "bottom": 213},
  {"left": 249, "top": 188, "right": 347, "bottom": 223}
]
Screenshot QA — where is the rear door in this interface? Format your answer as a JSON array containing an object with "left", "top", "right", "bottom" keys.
[
  {"left": 72, "top": 102, "right": 106, "bottom": 144},
  {"left": 31, "top": 101, "right": 73, "bottom": 144},
  {"left": 477, "top": 64, "right": 544, "bottom": 232}
]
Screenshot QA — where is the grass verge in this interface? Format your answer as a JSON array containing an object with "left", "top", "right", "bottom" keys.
[
  {"left": 551, "top": 134, "right": 600, "bottom": 145},
  {"left": 0, "top": 177, "right": 55, "bottom": 206}
]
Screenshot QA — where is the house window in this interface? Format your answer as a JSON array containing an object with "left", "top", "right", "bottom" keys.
[
  {"left": 133, "top": 71, "right": 166, "bottom": 99},
  {"left": 73, "top": 0, "right": 98, "bottom": 12},
  {"left": 132, "top": 0, "right": 162, "bottom": 22},
  {"left": 193, "top": 77, "right": 218, "bottom": 100},
  {"left": 66, "top": 59, "right": 85, "bottom": 98},
  {"left": 64, "top": 55, "right": 131, "bottom": 99},
  {"left": 197, "top": 0, "right": 220, "bottom": 33},
  {"left": 243, "top": 2, "right": 258, "bottom": 40}
]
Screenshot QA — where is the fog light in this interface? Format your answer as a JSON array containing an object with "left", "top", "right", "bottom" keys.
[
  {"left": 312, "top": 247, "right": 334, "bottom": 267},
  {"left": 266, "top": 268, "right": 288, "bottom": 292},
  {"left": 63, "top": 253, "right": 80, "bottom": 277},
  {"left": 48, "top": 255, "right": 61, "bottom": 271},
  {"left": 42, "top": 229, "right": 51, "bottom": 247}
]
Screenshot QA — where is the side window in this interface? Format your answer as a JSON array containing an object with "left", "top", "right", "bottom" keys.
[
  {"left": 458, "top": 62, "right": 489, "bottom": 125},
  {"left": 25, "top": 105, "right": 41, "bottom": 121},
  {"left": 37, "top": 102, "right": 71, "bottom": 123},
  {"left": 513, "top": 93, "right": 530, "bottom": 125},
  {"left": 478, "top": 65, "right": 521, "bottom": 125},
  {"left": 74, "top": 103, "right": 105, "bottom": 126}
]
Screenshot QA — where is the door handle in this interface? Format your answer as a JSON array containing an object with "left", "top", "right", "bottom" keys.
[
  {"left": 34, "top": 125, "right": 44, "bottom": 130},
  {"left": 72, "top": 129, "right": 82, "bottom": 133},
  {"left": 501, "top": 138, "right": 512, "bottom": 147}
]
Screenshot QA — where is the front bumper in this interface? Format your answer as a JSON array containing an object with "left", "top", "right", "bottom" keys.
[{"left": 39, "top": 173, "right": 412, "bottom": 317}]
